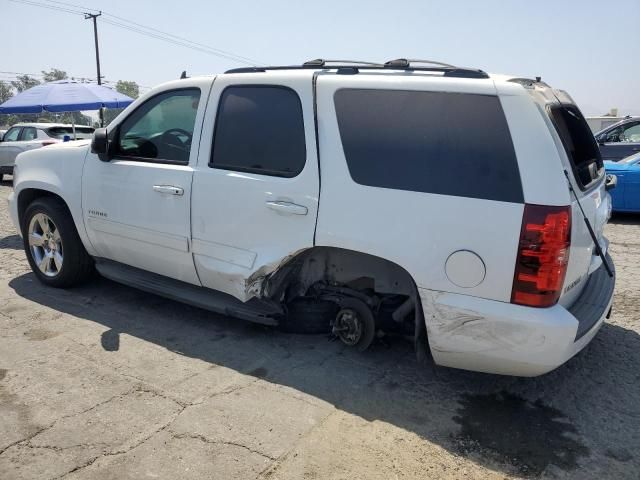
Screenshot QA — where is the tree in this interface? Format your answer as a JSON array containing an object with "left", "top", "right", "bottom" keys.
[
  {"left": 11, "top": 74, "right": 40, "bottom": 93},
  {"left": 104, "top": 80, "right": 141, "bottom": 126},
  {"left": 0, "top": 81, "right": 12, "bottom": 103},
  {"left": 41, "top": 68, "right": 68, "bottom": 82},
  {"left": 115, "top": 80, "right": 140, "bottom": 99}
]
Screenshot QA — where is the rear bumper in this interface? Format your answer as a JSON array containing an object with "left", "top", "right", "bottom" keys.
[{"left": 420, "top": 256, "right": 615, "bottom": 377}]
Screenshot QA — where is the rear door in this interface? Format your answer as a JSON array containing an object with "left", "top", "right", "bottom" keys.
[{"left": 190, "top": 73, "right": 319, "bottom": 301}]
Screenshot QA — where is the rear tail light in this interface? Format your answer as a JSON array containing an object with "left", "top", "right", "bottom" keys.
[{"left": 511, "top": 204, "right": 571, "bottom": 308}]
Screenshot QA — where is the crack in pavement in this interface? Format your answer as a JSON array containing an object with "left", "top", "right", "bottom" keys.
[{"left": 170, "top": 432, "right": 277, "bottom": 461}]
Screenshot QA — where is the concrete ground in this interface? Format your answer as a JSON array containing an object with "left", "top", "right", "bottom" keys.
[{"left": 0, "top": 177, "right": 638, "bottom": 480}]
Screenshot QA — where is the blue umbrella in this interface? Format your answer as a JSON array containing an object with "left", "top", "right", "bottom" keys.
[{"left": 0, "top": 80, "right": 133, "bottom": 114}]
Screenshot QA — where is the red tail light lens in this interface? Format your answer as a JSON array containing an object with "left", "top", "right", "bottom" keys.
[{"left": 511, "top": 204, "right": 571, "bottom": 308}]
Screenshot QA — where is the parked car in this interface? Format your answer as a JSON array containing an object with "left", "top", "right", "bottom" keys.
[
  {"left": 0, "top": 123, "right": 95, "bottom": 181},
  {"left": 594, "top": 116, "right": 640, "bottom": 161},
  {"left": 7, "top": 59, "right": 615, "bottom": 377},
  {"left": 605, "top": 152, "right": 640, "bottom": 212}
]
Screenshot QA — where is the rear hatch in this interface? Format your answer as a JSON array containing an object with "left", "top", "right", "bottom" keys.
[{"left": 544, "top": 95, "right": 610, "bottom": 307}]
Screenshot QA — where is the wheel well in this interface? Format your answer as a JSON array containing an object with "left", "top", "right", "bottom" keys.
[
  {"left": 265, "top": 246, "right": 418, "bottom": 300},
  {"left": 17, "top": 189, "right": 68, "bottom": 233},
  {"left": 264, "top": 247, "right": 427, "bottom": 346}
]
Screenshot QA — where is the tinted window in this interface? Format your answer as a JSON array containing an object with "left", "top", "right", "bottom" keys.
[
  {"left": 47, "top": 127, "right": 95, "bottom": 139},
  {"left": 334, "top": 89, "right": 523, "bottom": 203},
  {"left": 621, "top": 122, "right": 640, "bottom": 143},
  {"left": 116, "top": 88, "right": 201, "bottom": 164},
  {"left": 3, "top": 127, "right": 21, "bottom": 142},
  {"left": 548, "top": 105, "right": 603, "bottom": 190},
  {"left": 210, "top": 86, "right": 306, "bottom": 177},
  {"left": 21, "top": 127, "right": 37, "bottom": 141}
]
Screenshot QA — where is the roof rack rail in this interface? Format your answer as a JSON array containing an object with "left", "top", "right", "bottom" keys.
[
  {"left": 384, "top": 58, "right": 456, "bottom": 69},
  {"left": 303, "top": 59, "right": 384, "bottom": 67},
  {"left": 225, "top": 58, "right": 489, "bottom": 79}
]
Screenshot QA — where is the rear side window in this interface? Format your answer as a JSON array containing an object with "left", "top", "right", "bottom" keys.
[
  {"left": 21, "top": 127, "right": 37, "bottom": 141},
  {"left": 210, "top": 86, "right": 306, "bottom": 177},
  {"left": 548, "top": 105, "right": 603, "bottom": 190},
  {"left": 47, "top": 127, "right": 95, "bottom": 139},
  {"left": 334, "top": 89, "right": 523, "bottom": 203}
]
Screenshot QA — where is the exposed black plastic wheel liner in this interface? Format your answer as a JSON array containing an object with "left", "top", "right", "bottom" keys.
[
  {"left": 570, "top": 254, "right": 615, "bottom": 341},
  {"left": 94, "top": 258, "right": 282, "bottom": 326},
  {"left": 279, "top": 297, "right": 338, "bottom": 334}
]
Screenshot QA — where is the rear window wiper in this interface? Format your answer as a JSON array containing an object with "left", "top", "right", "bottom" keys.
[{"left": 564, "top": 170, "right": 613, "bottom": 278}]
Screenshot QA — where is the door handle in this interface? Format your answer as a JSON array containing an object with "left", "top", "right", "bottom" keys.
[
  {"left": 153, "top": 185, "right": 184, "bottom": 196},
  {"left": 265, "top": 201, "right": 308, "bottom": 216}
]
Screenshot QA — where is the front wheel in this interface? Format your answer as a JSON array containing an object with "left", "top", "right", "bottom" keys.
[{"left": 22, "top": 198, "right": 94, "bottom": 288}]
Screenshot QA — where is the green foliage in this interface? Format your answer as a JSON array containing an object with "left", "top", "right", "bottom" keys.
[
  {"left": 41, "top": 68, "right": 68, "bottom": 82},
  {"left": 104, "top": 80, "right": 141, "bottom": 126},
  {"left": 115, "top": 80, "right": 140, "bottom": 99},
  {"left": 11, "top": 74, "right": 40, "bottom": 93}
]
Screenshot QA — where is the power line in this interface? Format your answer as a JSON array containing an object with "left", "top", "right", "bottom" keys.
[
  {"left": 40, "top": 0, "right": 263, "bottom": 65},
  {"left": 10, "top": 0, "right": 263, "bottom": 65},
  {"left": 8, "top": 0, "right": 82, "bottom": 15}
]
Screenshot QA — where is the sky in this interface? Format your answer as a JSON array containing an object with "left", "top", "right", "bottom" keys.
[{"left": 2, "top": 0, "right": 639, "bottom": 116}]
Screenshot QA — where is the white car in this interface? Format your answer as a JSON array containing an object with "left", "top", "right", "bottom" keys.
[
  {"left": 7, "top": 59, "right": 615, "bottom": 376},
  {"left": 0, "top": 123, "right": 94, "bottom": 181}
]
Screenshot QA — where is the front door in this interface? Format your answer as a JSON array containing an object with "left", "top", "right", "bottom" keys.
[
  {"left": 190, "top": 74, "right": 319, "bottom": 301},
  {"left": 0, "top": 126, "right": 23, "bottom": 168},
  {"left": 598, "top": 120, "right": 640, "bottom": 161},
  {"left": 82, "top": 80, "right": 212, "bottom": 284}
]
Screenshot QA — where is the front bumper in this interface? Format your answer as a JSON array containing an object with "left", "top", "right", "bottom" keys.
[
  {"left": 420, "top": 256, "right": 615, "bottom": 377},
  {"left": 7, "top": 190, "right": 20, "bottom": 236}
]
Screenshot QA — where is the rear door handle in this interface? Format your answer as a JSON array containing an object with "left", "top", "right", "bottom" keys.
[
  {"left": 153, "top": 185, "right": 184, "bottom": 196},
  {"left": 265, "top": 201, "right": 308, "bottom": 215}
]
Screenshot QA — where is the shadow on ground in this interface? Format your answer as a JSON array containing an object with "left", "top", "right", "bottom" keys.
[
  {"left": 8, "top": 273, "right": 640, "bottom": 477},
  {"left": 0, "top": 234, "right": 22, "bottom": 250},
  {"left": 610, "top": 212, "right": 640, "bottom": 225}
]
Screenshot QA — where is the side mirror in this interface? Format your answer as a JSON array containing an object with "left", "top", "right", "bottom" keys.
[
  {"left": 91, "top": 128, "right": 110, "bottom": 162},
  {"left": 596, "top": 135, "right": 606, "bottom": 145},
  {"left": 605, "top": 174, "right": 617, "bottom": 191}
]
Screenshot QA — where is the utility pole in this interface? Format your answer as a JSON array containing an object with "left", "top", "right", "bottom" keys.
[{"left": 85, "top": 11, "right": 104, "bottom": 126}]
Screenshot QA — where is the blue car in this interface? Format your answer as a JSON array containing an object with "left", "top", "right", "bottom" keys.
[{"left": 605, "top": 152, "right": 640, "bottom": 212}]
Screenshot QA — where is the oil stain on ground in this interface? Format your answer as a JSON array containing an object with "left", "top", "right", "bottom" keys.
[{"left": 453, "top": 391, "right": 589, "bottom": 477}]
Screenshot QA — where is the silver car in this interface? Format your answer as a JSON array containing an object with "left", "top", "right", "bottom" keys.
[{"left": 0, "top": 123, "right": 95, "bottom": 181}]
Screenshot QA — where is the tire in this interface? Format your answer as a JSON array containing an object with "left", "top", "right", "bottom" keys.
[
  {"left": 333, "top": 297, "right": 376, "bottom": 351},
  {"left": 22, "top": 197, "right": 94, "bottom": 288},
  {"left": 279, "top": 297, "right": 338, "bottom": 334}
]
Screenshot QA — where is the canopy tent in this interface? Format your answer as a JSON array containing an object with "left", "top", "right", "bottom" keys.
[{"left": 0, "top": 80, "right": 133, "bottom": 114}]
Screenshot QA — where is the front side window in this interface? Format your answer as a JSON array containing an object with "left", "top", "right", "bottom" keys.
[
  {"left": 621, "top": 122, "right": 640, "bottom": 143},
  {"left": 116, "top": 88, "right": 201, "bottom": 163},
  {"left": 3, "top": 127, "right": 21, "bottom": 142},
  {"left": 334, "top": 89, "right": 523, "bottom": 203},
  {"left": 210, "top": 86, "right": 306, "bottom": 177},
  {"left": 21, "top": 127, "right": 37, "bottom": 141}
]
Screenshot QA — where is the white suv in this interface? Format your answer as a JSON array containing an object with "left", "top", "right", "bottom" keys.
[{"left": 7, "top": 59, "right": 615, "bottom": 376}]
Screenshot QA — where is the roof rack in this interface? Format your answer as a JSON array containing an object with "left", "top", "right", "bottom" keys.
[{"left": 225, "top": 58, "right": 489, "bottom": 79}]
